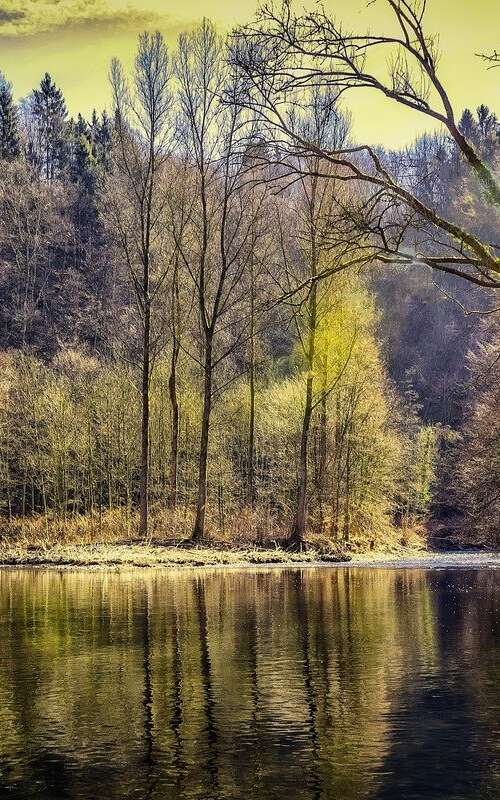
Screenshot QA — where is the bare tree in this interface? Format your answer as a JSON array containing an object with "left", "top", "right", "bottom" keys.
[
  {"left": 238, "top": 140, "right": 275, "bottom": 511},
  {"left": 106, "top": 31, "right": 173, "bottom": 537},
  {"left": 277, "top": 92, "right": 354, "bottom": 546},
  {"left": 164, "top": 157, "right": 195, "bottom": 513},
  {"left": 173, "top": 21, "right": 261, "bottom": 541},
  {"left": 453, "top": 316, "right": 500, "bottom": 545},
  {"left": 232, "top": 0, "right": 500, "bottom": 291}
]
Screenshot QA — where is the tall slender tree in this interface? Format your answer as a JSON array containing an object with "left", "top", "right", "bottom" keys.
[
  {"left": 282, "top": 92, "right": 354, "bottom": 547},
  {"left": 106, "top": 32, "right": 173, "bottom": 538},
  {"left": 174, "top": 20, "right": 260, "bottom": 541},
  {"left": 0, "top": 73, "right": 20, "bottom": 161}
]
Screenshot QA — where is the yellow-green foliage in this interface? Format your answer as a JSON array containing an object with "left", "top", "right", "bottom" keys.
[{"left": 0, "top": 282, "right": 430, "bottom": 549}]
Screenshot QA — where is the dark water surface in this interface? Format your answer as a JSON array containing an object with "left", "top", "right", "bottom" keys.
[{"left": 0, "top": 566, "right": 498, "bottom": 800}]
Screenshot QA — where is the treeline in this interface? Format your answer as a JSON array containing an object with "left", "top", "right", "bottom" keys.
[
  {"left": 0, "top": 327, "right": 432, "bottom": 546},
  {"left": 0, "top": 18, "right": 498, "bottom": 548}
]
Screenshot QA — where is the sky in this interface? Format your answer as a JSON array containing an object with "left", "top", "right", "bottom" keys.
[{"left": 0, "top": 0, "right": 498, "bottom": 148}]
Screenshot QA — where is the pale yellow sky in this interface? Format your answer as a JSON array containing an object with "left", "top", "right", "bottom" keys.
[{"left": 0, "top": 0, "right": 498, "bottom": 147}]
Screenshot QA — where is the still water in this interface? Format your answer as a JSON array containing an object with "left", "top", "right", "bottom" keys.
[{"left": 0, "top": 566, "right": 498, "bottom": 800}]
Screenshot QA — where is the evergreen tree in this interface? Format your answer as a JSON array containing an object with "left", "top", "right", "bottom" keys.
[
  {"left": 0, "top": 72, "right": 20, "bottom": 161},
  {"left": 458, "top": 108, "right": 476, "bottom": 141},
  {"left": 476, "top": 104, "right": 497, "bottom": 138},
  {"left": 91, "top": 110, "right": 112, "bottom": 172},
  {"left": 69, "top": 113, "right": 95, "bottom": 186},
  {"left": 29, "top": 72, "right": 68, "bottom": 181}
]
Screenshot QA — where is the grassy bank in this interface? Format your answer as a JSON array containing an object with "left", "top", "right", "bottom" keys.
[
  {"left": 0, "top": 541, "right": 352, "bottom": 569},
  {"left": 1, "top": 541, "right": 491, "bottom": 571},
  {"left": 0, "top": 537, "right": 430, "bottom": 571},
  {"left": 0, "top": 508, "right": 427, "bottom": 569}
]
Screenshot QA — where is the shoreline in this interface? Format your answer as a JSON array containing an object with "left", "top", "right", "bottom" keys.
[{"left": 0, "top": 543, "right": 498, "bottom": 571}]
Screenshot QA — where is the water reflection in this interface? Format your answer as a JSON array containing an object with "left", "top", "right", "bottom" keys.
[{"left": 0, "top": 567, "right": 498, "bottom": 799}]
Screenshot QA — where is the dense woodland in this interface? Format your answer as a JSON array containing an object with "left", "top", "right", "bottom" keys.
[{"left": 0, "top": 2, "right": 498, "bottom": 550}]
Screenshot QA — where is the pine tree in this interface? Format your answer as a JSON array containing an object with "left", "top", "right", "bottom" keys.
[
  {"left": 30, "top": 73, "right": 68, "bottom": 181},
  {"left": 90, "top": 110, "right": 112, "bottom": 172},
  {"left": 477, "top": 104, "right": 495, "bottom": 137},
  {"left": 458, "top": 108, "right": 477, "bottom": 142},
  {"left": 0, "top": 72, "right": 20, "bottom": 161},
  {"left": 69, "top": 113, "right": 95, "bottom": 186}
]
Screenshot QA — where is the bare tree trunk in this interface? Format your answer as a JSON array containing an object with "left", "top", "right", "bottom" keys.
[
  {"left": 317, "top": 375, "right": 328, "bottom": 534},
  {"left": 168, "top": 339, "right": 180, "bottom": 512},
  {"left": 290, "top": 372, "right": 314, "bottom": 547},
  {"left": 192, "top": 337, "right": 213, "bottom": 541},
  {"left": 290, "top": 281, "right": 317, "bottom": 547},
  {"left": 168, "top": 262, "right": 181, "bottom": 512},
  {"left": 139, "top": 301, "right": 150, "bottom": 538},
  {"left": 343, "top": 435, "right": 351, "bottom": 542},
  {"left": 248, "top": 354, "right": 256, "bottom": 507},
  {"left": 247, "top": 264, "right": 256, "bottom": 508}
]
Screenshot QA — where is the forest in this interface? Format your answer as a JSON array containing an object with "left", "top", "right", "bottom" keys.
[{"left": 0, "top": 2, "right": 498, "bottom": 554}]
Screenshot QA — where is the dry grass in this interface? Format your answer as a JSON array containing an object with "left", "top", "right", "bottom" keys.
[
  {"left": 0, "top": 507, "right": 427, "bottom": 569},
  {"left": 0, "top": 542, "right": 350, "bottom": 569},
  {"left": 0, "top": 509, "right": 346, "bottom": 568}
]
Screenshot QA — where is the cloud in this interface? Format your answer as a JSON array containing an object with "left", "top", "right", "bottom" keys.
[{"left": 0, "top": 0, "right": 160, "bottom": 37}]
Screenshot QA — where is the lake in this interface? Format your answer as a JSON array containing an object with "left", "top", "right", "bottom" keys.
[{"left": 0, "top": 565, "right": 498, "bottom": 799}]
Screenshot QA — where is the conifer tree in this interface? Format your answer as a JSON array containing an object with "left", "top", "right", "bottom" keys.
[
  {"left": 0, "top": 72, "right": 20, "bottom": 161},
  {"left": 70, "top": 113, "right": 95, "bottom": 186},
  {"left": 30, "top": 72, "right": 68, "bottom": 180},
  {"left": 458, "top": 108, "right": 477, "bottom": 142},
  {"left": 92, "top": 110, "right": 112, "bottom": 171}
]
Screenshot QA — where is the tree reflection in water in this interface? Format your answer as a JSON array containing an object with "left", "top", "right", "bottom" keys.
[{"left": 0, "top": 567, "right": 498, "bottom": 800}]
